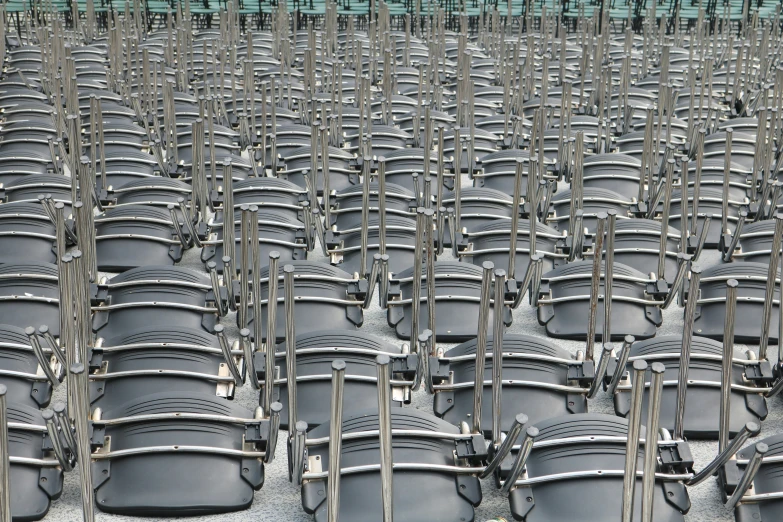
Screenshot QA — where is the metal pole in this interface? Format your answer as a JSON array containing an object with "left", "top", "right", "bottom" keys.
[
  {"left": 691, "top": 129, "right": 706, "bottom": 238},
  {"left": 604, "top": 210, "right": 616, "bottom": 342},
  {"left": 411, "top": 208, "right": 425, "bottom": 347},
  {"left": 758, "top": 214, "right": 783, "bottom": 360},
  {"left": 215, "top": 325, "right": 242, "bottom": 386},
  {"left": 208, "top": 262, "right": 227, "bottom": 317},
  {"left": 239, "top": 204, "right": 251, "bottom": 329},
  {"left": 360, "top": 158, "right": 371, "bottom": 278},
  {"left": 531, "top": 179, "right": 545, "bottom": 261},
  {"left": 513, "top": 251, "right": 542, "bottom": 309},
  {"left": 376, "top": 355, "right": 394, "bottom": 522},
  {"left": 327, "top": 360, "right": 346, "bottom": 522},
  {"left": 419, "top": 211, "right": 433, "bottom": 336},
  {"left": 265, "top": 251, "right": 280, "bottom": 418},
  {"left": 378, "top": 157, "right": 387, "bottom": 257},
  {"left": 292, "top": 420, "right": 309, "bottom": 485},
  {"left": 588, "top": 343, "right": 614, "bottom": 399},
  {"left": 621, "top": 360, "right": 648, "bottom": 522},
  {"left": 53, "top": 401, "right": 76, "bottom": 457},
  {"left": 722, "top": 128, "right": 733, "bottom": 236},
  {"left": 674, "top": 264, "right": 701, "bottom": 441},
  {"left": 70, "top": 363, "right": 95, "bottom": 522},
  {"left": 641, "top": 362, "right": 665, "bottom": 522},
  {"left": 379, "top": 254, "right": 390, "bottom": 309},
  {"left": 725, "top": 442, "right": 768, "bottom": 509},
  {"left": 500, "top": 427, "right": 539, "bottom": 495},
  {"left": 0, "top": 386, "right": 10, "bottom": 522},
  {"left": 662, "top": 253, "right": 691, "bottom": 310},
  {"left": 687, "top": 421, "right": 760, "bottom": 486},
  {"left": 693, "top": 215, "right": 712, "bottom": 262},
  {"left": 720, "top": 279, "right": 739, "bottom": 452},
  {"left": 42, "top": 408, "right": 71, "bottom": 472},
  {"left": 607, "top": 335, "right": 636, "bottom": 395},
  {"left": 26, "top": 327, "right": 59, "bottom": 386},
  {"left": 586, "top": 213, "right": 607, "bottom": 361},
  {"left": 473, "top": 262, "right": 494, "bottom": 435},
  {"left": 223, "top": 158, "right": 236, "bottom": 269},
  {"left": 240, "top": 327, "right": 258, "bottom": 390},
  {"left": 658, "top": 159, "right": 674, "bottom": 280},
  {"left": 492, "top": 269, "right": 506, "bottom": 446},
  {"left": 569, "top": 208, "right": 585, "bottom": 262},
  {"left": 508, "top": 158, "right": 524, "bottom": 279},
  {"left": 481, "top": 413, "right": 528, "bottom": 478},
  {"left": 265, "top": 402, "right": 283, "bottom": 464},
  {"left": 569, "top": 134, "right": 584, "bottom": 239},
  {"left": 284, "top": 265, "right": 298, "bottom": 431},
  {"left": 722, "top": 211, "right": 746, "bottom": 262},
  {"left": 322, "top": 127, "right": 332, "bottom": 227}
]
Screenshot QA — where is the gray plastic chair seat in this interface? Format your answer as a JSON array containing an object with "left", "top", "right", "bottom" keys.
[
  {"left": 669, "top": 186, "right": 744, "bottom": 248},
  {"left": 703, "top": 131, "right": 757, "bottom": 170},
  {"left": 0, "top": 262, "right": 60, "bottom": 336},
  {"left": 202, "top": 209, "right": 307, "bottom": 270},
  {"left": 101, "top": 159, "right": 162, "bottom": 191},
  {"left": 89, "top": 325, "right": 232, "bottom": 410},
  {"left": 582, "top": 153, "right": 643, "bottom": 201},
  {"left": 457, "top": 219, "right": 565, "bottom": 275},
  {"left": 0, "top": 151, "right": 53, "bottom": 184},
  {"left": 302, "top": 409, "right": 483, "bottom": 522},
  {"left": 732, "top": 433, "right": 783, "bottom": 521},
  {"left": 368, "top": 95, "right": 419, "bottom": 118},
  {"left": 343, "top": 126, "right": 412, "bottom": 155},
  {"left": 537, "top": 261, "right": 662, "bottom": 341},
  {"left": 0, "top": 325, "right": 55, "bottom": 408},
  {"left": 613, "top": 335, "right": 767, "bottom": 439},
  {"left": 7, "top": 403, "right": 63, "bottom": 521},
  {"left": 444, "top": 187, "right": 517, "bottom": 241},
  {"left": 732, "top": 220, "right": 783, "bottom": 264},
  {"left": 684, "top": 158, "right": 751, "bottom": 203},
  {"left": 176, "top": 153, "right": 253, "bottom": 189},
  {"left": 506, "top": 413, "right": 689, "bottom": 522},
  {"left": 549, "top": 187, "right": 636, "bottom": 234},
  {"left": 473, "top": 149, "right": 532, "bottom": 194},
  {"left": 474, "top": 115, "right": 531, "bottom": 141},
  {"left": 0, "top": 202, "right": 57, "bottom": 264},
  {"left": 329, "top": 182, "right": 416, "bottom": 232},
  {"left": 443, "top": 127, "right": 501, "bottom": 172},
  {"left": 552, "top": 115, "right": 603, "bottom": 140},
  {"left": 379, "top": 148, "right": 442, "bottom": 192},
  {"left": 396, "top": 109, "right": 456, "bottom": 136},
  {"left": 277, "top": 145, "right": 357, "bottom": 194},
  {"left": 3, "top": 175, "right": 71, "bottom": 206},
  {"left": 107, "top": 177, "right": 193, "bottom": 210},
  {"left": 242, "top": 261, "right": 364, "bottom": 342},
  {"left": 432, "top": 335, "right": 586, "bottom": 436},
  {"left": 95, "top": 205, "right": 185, "bottom": 271},
  {"left": 687, "top": 263, "right": 779, "bottom": 343},
  {"left": 0, "top": 134, "right": 53, "bottom": 157},
  {"left": 609, "top": 218, "right": 681, "bottom": 282},
  {"left": 387, "top": 261, "right": 512, "bottom": 342},
  {"left": 91, "top": 392, "right": 268, "bottom": 516},
  {"left": 262, "top": 124, "right": 315, "bottom": 160},
  {"left": 217, "top": 177, "right": 306, "bottom": 223},
  {"left": 326, "top": 215, "right": 417, "bottom": 274},
  {"left": 92, "top": 266, "right": 219, "bottom": 339},
  {"left": 271, "top": 330, "right": 415, "bottom": 430},
  {"left": 0, "top": 119, "right": 57, "bottom": 136}
]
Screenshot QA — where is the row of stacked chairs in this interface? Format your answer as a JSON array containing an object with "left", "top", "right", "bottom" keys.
[{"left": 0, "top": 0, "right": 781, "bottom": 521}]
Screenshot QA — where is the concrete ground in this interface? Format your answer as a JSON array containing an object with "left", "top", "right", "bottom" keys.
[{"left": 45, "top": 173, "right": 777, "bottom": 522}]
